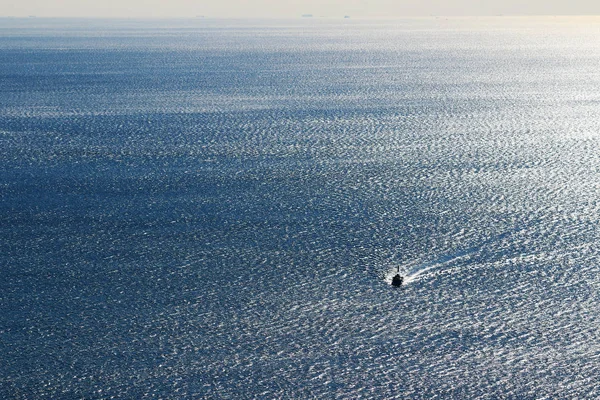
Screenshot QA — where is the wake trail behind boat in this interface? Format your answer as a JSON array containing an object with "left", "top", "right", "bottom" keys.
[{"left": 387, "top": 229, "right": 520, "bottom": 285}]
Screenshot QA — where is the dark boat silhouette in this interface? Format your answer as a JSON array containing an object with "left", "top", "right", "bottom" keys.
[{"left": 391, "top": 266, "right": 403, "bottom": 287}]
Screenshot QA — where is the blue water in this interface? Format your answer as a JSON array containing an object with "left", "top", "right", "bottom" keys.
[{"left": 2, "top": 17, "right": 600, "bottom": 398}]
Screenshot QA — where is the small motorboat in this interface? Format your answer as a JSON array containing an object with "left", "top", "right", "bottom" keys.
[{"left": 391, "top": 266, "right": 403, "bottom": 287}]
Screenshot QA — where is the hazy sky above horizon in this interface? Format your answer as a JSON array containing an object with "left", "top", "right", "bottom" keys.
[{"left": 3, "top": 0, "right": 600, "bottom": 18}]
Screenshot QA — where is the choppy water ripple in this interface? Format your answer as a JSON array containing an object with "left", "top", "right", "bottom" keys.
[{"left": 2, "top": 16, "right": 600, "bottom": 398}]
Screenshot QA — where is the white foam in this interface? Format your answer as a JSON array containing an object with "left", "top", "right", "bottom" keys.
[{"left": 387, "top": 248, "right": 479, "bottom": 285}]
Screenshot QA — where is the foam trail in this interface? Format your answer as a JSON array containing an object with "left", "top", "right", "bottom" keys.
[
  {"left": 386, "top": 253, "right": 470, "bottom": 285},
  {"left": 387, "top": 229, "right": 521, "bottom": 285},
  {"left": 403, "top": 251, "right": 473, "bottom": 284}
]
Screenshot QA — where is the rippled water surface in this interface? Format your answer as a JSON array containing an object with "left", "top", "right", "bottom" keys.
[{"left": 2, "top": 17, "right": 600, "bottom": 398}]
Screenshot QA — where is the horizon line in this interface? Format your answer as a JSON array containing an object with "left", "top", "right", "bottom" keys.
[{"left": 3, "top": 14, "right": 600, "bottom": 19}]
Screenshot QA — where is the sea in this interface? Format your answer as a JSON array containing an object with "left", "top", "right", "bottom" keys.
[{"left": 2, "top": 16, "right": 600, "bottom": 398}]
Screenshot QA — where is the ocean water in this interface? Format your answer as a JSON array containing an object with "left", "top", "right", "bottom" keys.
[{"left": 2, "top": 17, "right": 600, "bottom": 398}]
